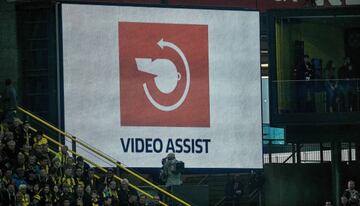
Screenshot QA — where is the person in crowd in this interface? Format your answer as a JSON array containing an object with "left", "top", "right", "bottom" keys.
[
  {"left": 60, "top": 166, "right": 76, "bottom": 193},
  {"left": 31, "top": 194, "right": 41, "bottom": 206},
  {"left": 2, "top": 79, "right": 18, "bottom": 124},
  {"left": 102, "top": 180, "right": 120, "bottom": 205},
  {"left": 325, "top": 60, "right": 339, "bottom": 112},
  {"left": 12, "top": 168, "right": 27, "bottom": 189},
  {"left": 2, "top": 183, "right": 16, "bottom": 205},
  {"left": 119, "top": 178, "right": 136, "bottom": 205},
  {"left": 52, "top": 185, "right": 61, "bottom": 205},
  {"left": 101, "top": 168, "right": 115, "bottom": 192},
  {"left": 40, "top": 184, "right": 53, "bottom": 204},
  {"left": 21, "top": 144, "right": 31, "bottom": 160},
  {"left": 5, "top": 140, "right": 19, "bottom": 167},
  {"left": 60, "top": 183, "right": 74, "bottom": 204},
  {"left": 129, "top": 194, "right": 138, "bottom": 206},
  {"left": 39, "top": 168, "right": 51, "bottom": 186},
  {"left": 20, "top": 121, "right": 33, "bottom": 147},
  {"left": 51, "top": 157, "right": 63, "bottom": 178},
  {"left": 3, "top": 168, "right": 13, "bottom": 187},
  {"left": 27, "top": 155, "right": 40, "bottom": 174},
  {"left": 33, "top": 131, "right": 48, "bottom": 146},
  {"left": 18, "top": 184, "right": 30, "bottom": 205},
  {"left": 75, "top": 156, "right": 90, "bottom": 174},
  {"left": 103, "top": 197, "right": 113, "bottom": 206},
  {"left": 338, "top": 56, "right": 355, "bottom": 112},
  {"left": 225, "top": 174, "right": 244, "bottom": 205},
  {"left": 160, "top": 153, "right": 183, "bottom": 188},
  {"left": 74, "top": 184, "right": 91, "bottom": 205},
  {"left": 56, "top": 145, "right": 71, "bottom": 166},
  {"left": 90, "top": 189, "right": 101, "bottom": 205},
  {"left": 85, "top": 168, "right": 99, "bottom": 191},
  {"left": 12, "top": 118, "right": 23, "bottom": 145},
  {"left": 26, "top": 169, "right": 38, "bottom": 192},
  {"left": 296, "top": 54, "right": 315, "bottom": 112},
  {"left": 149, "top": 195, "right": 161, "bottom": 206},
  {"left": 74, "top": 167, "right": 85, "bottom": 187},
  {"left": 139, "top": 194, "right": 147, "bottom": 206},
  {"left": 341, "top": 180, "right": 360, "bottom": 206}
]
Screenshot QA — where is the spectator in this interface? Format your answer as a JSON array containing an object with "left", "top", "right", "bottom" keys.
[
  {"left": 150, "top": 195, "right": 161, "bottom": 206},
  {"left": 139, "top": 194, "right": 147, "bottom": 206},
  {"left": 2, "top": 183, "right": 16, "bottom": 205},
  {"left": 18, "top": 184, "right": 30, "bottom": 205},
  {"left": 52, "top": 185, "right": 61, "bottom": 205},
  {"left": 342, "top": 180, "right": 359, "bottom": 206},
  {"left": 12, "top": 168, "right": 27, "bottom": 189},
  {"left": 90, "top": 189, "right": 100, "bottom": 205},
  {"left": 325, "top": 201, "right": 333, "bottom": 206},
  {"left": 3, "top": 169, "right": 13, "bottom": 187},
  {"left": 60, "top": 166, "right": 76, "bottom": 193},
  {"left": 56, "top": 145, "right": 71, "bottom": 166},
  {"left": 74, "top": 167, "right": 85, "bottom": 187},
  {"left": 296, "top": 54, "right": 315, "bottom": 112},
  {"left": 160, "top": 153, "right": 183, "bottom": 187},
  {"left": 76, "top": 156, "right": 90, "bottom": 173},
  {"left": 338, "top": 57, "right": 355, "bottom": 112},
  {"left": 20, "top": 121, "right": 33, "bottom": 147},
  {"left": 225, "top": 174, "right": 244, "bottom": 205},
  {"left": 2, "top": 79, "right": 18, "bottom": 123},
  {"left": 102, "top": 180, "right": 120, "bottom": 206},
  {"left": 60, "top": 183, "right": 74, "bottom": 204},
  {"left": 85, "top": 168, "right": 99, "bottom": 191},
  {"left": 33, "top": 131, "right": 48, "bottom": 146},
  {"left": 325, "top": 61, "right": 339, "bottom": 112}
]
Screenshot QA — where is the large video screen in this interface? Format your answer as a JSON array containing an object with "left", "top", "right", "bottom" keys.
[{"left": 61, "top": 3, "right": 262, "bottom": 169}]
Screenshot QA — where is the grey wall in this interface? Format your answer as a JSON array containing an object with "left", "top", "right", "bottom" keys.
[
  {"left": 263, "top": 164, "right": 332, "bottom": 206},
  {"left": 0, "top": 1, "right": 19, "bottom": 93}
]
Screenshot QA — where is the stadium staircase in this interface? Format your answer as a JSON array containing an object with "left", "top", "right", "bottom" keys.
[{"left": 17, "top": 106, "right": 192, "bottom": 206}]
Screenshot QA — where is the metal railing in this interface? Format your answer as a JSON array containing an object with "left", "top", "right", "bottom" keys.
[
  {"left": 27, "top": 124, "right": 169, "bottom": 206},
  {"left": 17, "top": 106, "right": 191, "bottom": 206},
  {"left": 273, "top": 78, "right": 360, "bottom": 113},
  {"left": 263, "top": 140, "right": 357, "bottom": 164}
]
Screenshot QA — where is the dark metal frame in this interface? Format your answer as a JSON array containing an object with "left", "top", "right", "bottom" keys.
[{"left": 267, "top": 8, "right": 360, "bottom": 127}]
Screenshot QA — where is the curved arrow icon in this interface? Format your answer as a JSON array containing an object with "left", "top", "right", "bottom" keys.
[{"left": 136, "top": 38, "right": 190, "bottom": 112}]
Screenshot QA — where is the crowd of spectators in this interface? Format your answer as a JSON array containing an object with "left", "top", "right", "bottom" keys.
[
  {"left": 0, "top": 118, "right": 162, "bottom": 205},
  {"left": 293, "top": 55, "right": 358, "bottom": 113},
  {"left": 0, "top": 79, "right": 162, "bottom": 205}
]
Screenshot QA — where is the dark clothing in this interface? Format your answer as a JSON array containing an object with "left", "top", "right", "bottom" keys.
[
  {"left": 3, "top": 85, "right": 17, "bottom": 110},
  {"left": 297, "top": 62, "right": 313, "bottom": 80},
  {"left": 343, "top": 189, "right": 360, "bottom": 206},
  {"left": 0, "top": 190, "right": 16, "bottom": 206}
]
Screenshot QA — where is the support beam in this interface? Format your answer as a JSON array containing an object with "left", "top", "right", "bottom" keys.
[
  {"left": 331, "top": 141, "right": 341, "bottom": 206},
  {"left": 296, "top": 143, "right": 301, "bottom": 164}
]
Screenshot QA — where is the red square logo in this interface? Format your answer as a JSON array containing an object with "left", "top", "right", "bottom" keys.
[{"left": 119, "top": 22, "right": 209, "bottom": 127}]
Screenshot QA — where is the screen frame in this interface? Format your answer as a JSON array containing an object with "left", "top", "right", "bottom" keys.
[{"left": 56, "top": 1, "right": 264, "bottom": 173}]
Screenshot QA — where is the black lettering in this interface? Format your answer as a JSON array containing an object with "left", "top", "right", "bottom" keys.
[
  {"left": 203, "top": 139, "right": 211, "bottom": 153},
  {"left": 191, "top": 139, "right": 195, "bottom": 153},
  {"left": 153, "top": 138, "right": 163, "bottom": 153},
  {"left": 135, "top": 138, "right": 144, "bottom": 152},
  {"left": 175, "top": 139, "right": 183, "bottom": 153},
  {"left": 120, "top": 138, "right": 131, "bottom": 153},
  {"left": 145, "top": 138, "right": 152, "bottom": 153},
  {"left": 166, "top": 139, "right": 175, "bottom": 153},
  {"left": 183, "top": 139, "right": 191, "bottom": 153},
  {"left": 195, "top": 139, "right": 203, "bottom": 153}
]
